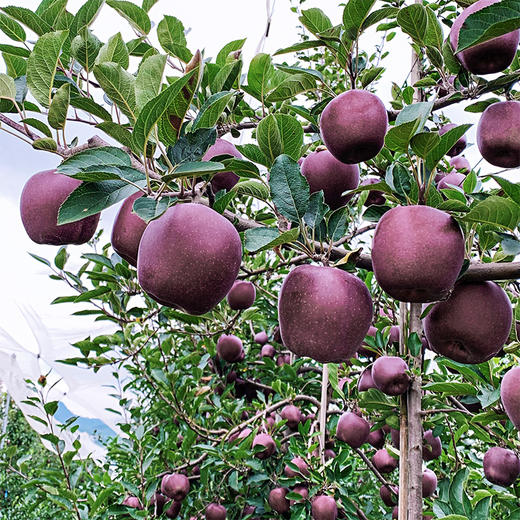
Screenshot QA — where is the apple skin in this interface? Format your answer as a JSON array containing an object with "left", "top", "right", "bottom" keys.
[
  {"left": 252, "top": 433, "right": 276, "bottom": 459},
  {"left": 20, "top": 170, "right": 100, "bottom": 245},
  {"left": 477, "top": 101, "right": 520, "bottom": 168},
  {"left": 151, "top": 493, "right": 168, "bottom": 515},
  {"left": 390, "top": 429, "right": 400, "bottom": 449},
  {"left": 203, "top": 138, "right": 242, "bottom": 193},
  {"left": 450, "top": 0, "right": 520, "bottom": 75},
  {"left": 138, "top": 203, "right": 242, "bottom": 315},
  {"left": 501, "top": 366, "right": 520, "bottom": 430},
  {"left": 368, "top": 428, "right": 385, "bottom": 450},
  {"left": 483, "top": 447, "right": 520, "bottom": 487},
  {"left": 279, "top": 265, "right": 373, "bottom": 363},
  {"left": 301, "top": 149, "right": 360, "bottom": 209},
  {"left": 372, "top": 449, "right": 398, "bottom": 474},
  {"left": 260, "top": 344, "right": 275, "bottom": 358},
  {"left": 122, "top": 496, "right": 143, "bottom": 509},
  {"left": 361, "top": 177, "right": 386, "bottom": 206},
  {"left": 205, "top": 503, "right": 227, "bottom": 520},
  {"left": 450, "top": 156, "right": 471, "bottom": 172},
  {"left": 320, "top": 90, "right": 388, "bottom": 164},
  {"left": 372, "top": 356, "right": 410, "bottom": 396},
  {"left": 165, "top": 501, "right": 182, "bottom": 519},
  {"left": 284, "top": 456, "right": 310, "bottom": 478},
  {"left": 111, "top": 192, "right": 147, "bottom": 266},
  {"left": 424, "top": 281, "right": 512, "bottom": 364},
  {"left": 358, "top": 368, "right": 377, "bottom": 392},
  {"left": 226, "top": 280, "right": 256, "bottom": 310},
  {"left": 438, "top": 124, "right": 467, "bottom": 157},
  {"left": 380, "top": 484, "right": 399, "bottom": 507},
  {"left": 161, "top": 473, "right": 190, "bottom": 501},
  {"left": 311, "top": 495, "right": 338, "bottom": 520},
  {"left": 268, "top": 488, "right": 290, "bottom": 513},
  {"left": 423, "top": 430, "right": 442, "bottom": 461},
  {"left": 291, "top": 485, "right": 309, "bottom": 504},
  {"left": 281, "top": 405, "right": 302, "bottom": 430},
  {"left": 371, "top": 205, "right": 465, "bottom": 303},
  {"left": 254, "top": 331, "right": 269, "bottom": 345},
  {"left": 216, "top": 334, "right": 244, "bottom": 362},
  {"left": 336, "top": 412, "right": 370, "bottom": 448},
  {"left": 422, "top": 469, "right": 437, "bottom": 498},
  {"left": 438, "top": 172, "right": 466, "bottom": 191},
  {"left": 324, "top": 448, "right": 336, "bottom": 460}
]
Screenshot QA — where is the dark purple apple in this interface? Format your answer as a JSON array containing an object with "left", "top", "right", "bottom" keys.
[
  {"left": 281, "top": 405, "right": 302, "bottom": 430},
  {"left": 20, "top": 170, "right": 100, "bottom": 245},
  {"left": 260, "top": 344, "right": 275, "bottom": 358},
  {"left": 216, "top": 334, "right": 244, "bottom": 362},
  {"left": 137, "top": 203, "right": 242, "bottom": 314},
  {"left": 284, "top": 456, "right": 309, "bottom": 478},
  {"left": 372, "top": 356, "right": 410, "bottom": 396},
  {"left": 311, "top": 495, "right": 337, "bottom": 520},
  {"left": 483, "top": 447, "right": 520, "bottom": 487},
  {"left": 165, "top": 501, "right": 182, "bottom": 519},
  {"left": 254, "top": 331, "right": 268, "bottom": 345},
  {"left": 368, "top": 428, "right": 385, "bottom": 449},
  {"left": 450, "top": 0, "right": 520, "bottom": 75},
  {"left": 439, "top": 124, "right": 467, "bottom": 157},
  {"left": 324, "top": 449, "right": 336, "bottom": 460},
  {"left": 438, "top": 172, "right": 466, "bottom": 190},
  {"left": 358, "top": 368, "right": 377, "bottom": 392},
  {"left": 151, "top": 492, "right": 168, "bottom": 515},
  {"left": 424, "top": 281, "right": 512, "bottom": 364},
  {"left": 389, "top": 326, "right": 400, "bottom": 345},
  {"left": 320, "top": 90, "right": 388, "bottom": 164},
  {"left": 242, "top": 505, "right": 257, "bottom": 518},
  {"left": 301, "top": 149, "right": 359, "bottom": 209},
  {"left": 422, "top": 469, "right": 437, "bottom": 498},
  {"left": 227, "top": 280, "right": 256, "bottom": 310},
  {"left": 477, "top": 101, "right": 520, "bottom": 168},
  {"left": 392, "top": 506, "right": 398, "bottom": 519},
  {"left": 390, "top": 428, "right": 400, "bottom": 449},
  {"left": 450, "top": 156, "right": 470, "bottom": 172},
  {"left": 268, "top": 488, "right": 289, "bottom": 513},
  {"left": 111, "top": 192, "right": 147, "bottom": 266},
  {"left": 502, "top": 366, "right": 520, "bottom": 430},
  {"left": 277, "top": 354, "right": 291, "bottom": 366},
  {"left": 252, "top": 433, "right": 276, "bottom": 459},
  {"left": 205, "top": 503, "right": 227, "bottom": 520},
  {"left": 361, "top": 177, "right": 386, "bottom": 206},
  {"left": 336, "top": 412, "right": 370, "bottom": 448},
  {"left": 278, "top": 265, "right": 373, "bottom": 363},
  {"left": 273, "top": 326, "right": 282, "bottom": 344},
  {"left": 291, "top": 485, "right": 309, "bottom": 503},
  {"left": 423, "top": 430, "right": 442, "bottom": 461},
  {"left": 161, "top": 473, "right": 190, "bottom": 501},
  {"left": 122, "top": 496, "right": 143, "bottom": 509},
  {"left": 372, "top": 449, "right": 398, "bottom": 473},
  {"left": 380, "top": 484, "right": 399, "bottom": 507},
  {"left": 203, "top": 138, "right": 242, "bottom": 192},
  {"left": 371, "top": 205, "right": 465, "bottom": 302}
]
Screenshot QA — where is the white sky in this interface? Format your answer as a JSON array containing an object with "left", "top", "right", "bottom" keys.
[{"left": 0, "top": 1, "right": 517, "bottom": 420}]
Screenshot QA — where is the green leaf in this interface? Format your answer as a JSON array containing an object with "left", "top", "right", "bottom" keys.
[
  {"left": 342, "top": 0, "right": 377, "bottom": 40},
  {"left": 157, "top": 15, "right": 191, "bottom": 62},
  {"left": 57, "top": 146, "right": 131, "bottom": 175},
  {"left": 69, "top": 0, "right": 104, "bottom": 37},
  {"left": 236, "top": 143, "right": 270, "bottom": 168},
  {"left": 216, "top": 38, "right": 246, "bottom": 66},
  {"left": 3, "top": 52, "right": 25, "bottom": 77},
  {"left": 135, "top": 53, "right": 167, "bottom": 110},
  {"left": 361, "top": 7, "right": 399, "bottom": 31},
  {"left": 58, "top": 169, "right": 146, "bottom": 224},
  {"left": 304, "top": 191, "right": 328, "bottom": 229},
  {"left": 96, "top": 121, "right": 134, "bottom": 149},
  {"left": 70, "top": 96, "right": 112, "bottom": 121},
  {"left": 247, "top": 53, "right": 272, "bottom": 102},
  {"left": 133, "top": 69, "right": 196, "bottom": 153},
  {"left": 395, "top": 101, "right": 433, "bottom": 127},
  {"left": 71, "top": 30, "right": 102, "bottom": 72},
  {"left": 490, "top": 176, "right": 520, "bottom": 206},
  {"left": 411, "top": 131, "right": 440, "bottom": 158},
  {"left": 36, "top": 0, "right": 68, "bottom": 28},
  {"left": 449, "top": 469, "right": 469, "bottom": 515},
  {"left": 269, "top": 154, "right": 310, "bottom": 222},
  {"left": 471, "top": 497, "right": 491, "bottom": 520},
  {"left": 423, "top": 382, "right": 477, "bottom": 395},
  {"left": 26, "top": 30, "right": 68, "bottom": 107},
  {"left": 0, "top": 43, "right": 30, "bottom": 57},
  {"left": 141, "top": 0, "right": 158, "bottom": 12},
  {"left": 425, "top": 124, "right": 472, "bottom": 172},
  {"left": 22, "top": 117, "right": 52, "bottom": 137},
  {"left": 462, "top": 196, "right": 520, "bottom": 231},
  {"left": 1, "top": 7, "right": 52, "bottom": 36},
  {"left": 456, "top": 0, "right": 520, "bottom": 52},
  {"left": 44, "top": 401, "right": 59, "bottom": 416},
  {"left": 132, "top": 196, "right": 176, "bottom": 223},
  {"left": 0, "top": 73, "right": 16, "bottom": 99},
  {"left": 385, "top": 119, "right": 422, "bottom": 152},
  {"left": 106, "top": 0, "right": 150, "bottom": 34},
  {"left": 32, "top": 137, "right": 57, "bottom": 151},
  {"left": 232, "top": 180, "right": 269, "bottom": 201},
  {"left": 192, "top": 91, "right": 234, "bottom": 130},
  {"left": 48, "top": 82, "right": 70, "bottom": 129},
  {"left": 0, "top": 12, "right": 26, "bottom": 42},
  {"left": 328, "top": 207, "right": 349, "bottom": 241},
  {"left": 96, "top": 32, "right": 129, "bottom": 69},
  {"left": 244, "top": 227, "right": 300, "bottom": 253},
  {"left": 257, "top": 113, "right": 303, "bottom": 165},
  {"left": 211, "top": 59, "right": 241, "bottom": 94},
  {"left": 274, "top": 40, "right": 326, "bottom": 55},
  {"left": 167, "top": 127, "right": 216, "bottom": 164},
  {"left": 222, "top": 159, "right": 261, "bottom": 180},
  {"left": 397, "top": 3, "right": 427, "bottom": 46},
  {"left": 93, "top": 62, "right": 136, "bottom": 122},
  {"left": 299, "top": 8, "right": 333, "bottom": 36},
  {"left": 266, "top": 73, "right": 317, "bottom": 102},
  {"left": 424, "top": 6, "right": 444, "bottom": 49}
]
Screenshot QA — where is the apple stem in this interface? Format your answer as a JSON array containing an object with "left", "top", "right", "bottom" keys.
[{"left": 319, "top": 363, "right": 329, "bottom": 466}]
